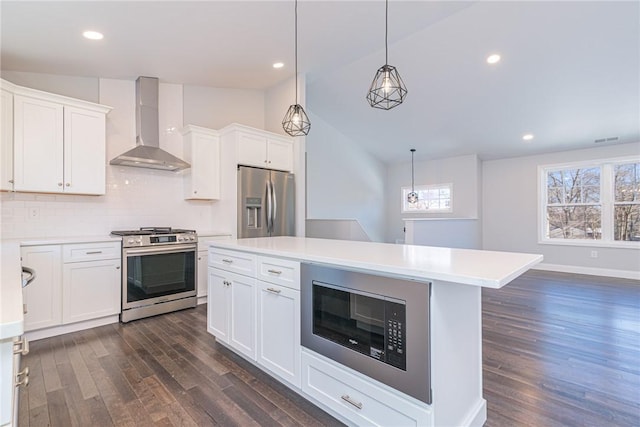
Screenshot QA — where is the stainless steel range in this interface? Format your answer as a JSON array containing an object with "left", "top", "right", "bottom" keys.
[{"left": 111, "top": 227, "right": 197, "bottom": 322}]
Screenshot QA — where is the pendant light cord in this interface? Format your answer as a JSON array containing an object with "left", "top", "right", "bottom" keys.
[
  {"left": 385, "top": 0, "right": 389, "bottom": 65},
  {"left": 294, "top": 0, "right": 299, "bottom": 104},
  {"left": 411, "top": 149, "right": 415, "bottom": 191}
]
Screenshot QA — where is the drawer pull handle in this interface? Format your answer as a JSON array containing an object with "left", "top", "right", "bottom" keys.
[
  {"left": 266, "top": 287, "right": 281, "bottom": 294},
  {"left": 16, "top": 367, "right": 29, "bottom": 387},
  {"left": 341, "top": 394, "right": 363, "bottom": 410},
  {"left": 13, "top": 337, "right": 29, "bottom": 356},
  {"left": 222, "top": 259, "right": 234, "bottom": 264},
  {"left": 86, "top": 251, "right": 102, "bottom": 255},
  {"left": 267, "top": 269, "right": 282, "bottom": 275}
]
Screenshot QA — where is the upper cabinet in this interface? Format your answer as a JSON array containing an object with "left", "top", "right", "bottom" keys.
[
  {"left": 1, "top": 79, "right": 111, "bottom": 195},
  {"left": 181, "top": 124, "right": 220, "bottom": 200},
  {"left": 223, "top": 124, "right": 294, "bottom": 172},
  {"left": 0, "top": 88, "right": 13, "bottom": 191}
]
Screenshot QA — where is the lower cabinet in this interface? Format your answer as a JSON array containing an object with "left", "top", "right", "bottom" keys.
[
  {"left": 21, "top": 242, "right": 121, "bottom": 334},
  {"left": 301, "top": 350, "right": 433, "bottom": 427},
  {"left": 256, "top": 280, "right": 301, "bottom": 388},
  {"left": 207, "top": 267, "right": 256, "bottom": 360}
]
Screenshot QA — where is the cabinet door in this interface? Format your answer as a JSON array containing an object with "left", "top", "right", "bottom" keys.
[
  {"left": 228, "top": 272, "right": 256, "bottom": 360},
  {"left": 1, "top": 88, "right": 13, "bottom": 191},
  {"left": 63, "top": 106, "right": 106, "bottom": 195},
  {"left": 13, "top": 95, "right": 64, "bottom": 193},
  {"left": 184, "top": 130, "right": 220, "bottom": 200},
  {"left": 257, "top": 281, "right": 300, "bottom": 388},
  {"left": 207, "top": 268, "right": 229, "bottom": 343},
  {"left": 197, "top": 250, "right": 208, "bottom": 299},
  {"left": 21, "top": 245, "right": 62, "bottom": 331},
  {"left": 266, "top": 138, "right": 293, "bottom": 172},
  {"left": 237, "top": 132, "right": 268, "bottom": 168},
  {"left": 62, "top": 259, "right": 120, "bottom": 324}
]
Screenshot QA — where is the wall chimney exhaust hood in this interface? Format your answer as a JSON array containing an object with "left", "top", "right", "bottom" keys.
[{"left": 110, "top": 76, "right": 190, "bottom": 171}]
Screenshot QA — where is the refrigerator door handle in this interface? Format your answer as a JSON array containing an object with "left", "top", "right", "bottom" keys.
[
  {"left": 271, "top": 179, "right": 277, "bottom": 230},
  {"left": 266, "top": 180, "right": 272, "bottom": 233}
]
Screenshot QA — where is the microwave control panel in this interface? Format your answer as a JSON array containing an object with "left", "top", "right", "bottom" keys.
[{"left": 385, "top": 302, "right": 407, "bottom": 370}]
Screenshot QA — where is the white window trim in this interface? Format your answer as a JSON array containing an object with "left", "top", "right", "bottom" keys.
[
  {"left": 401, "top": 183, "right": 453, "bottom": 214},
  {"left": 537, "top": 155, "right": 640, "bottom": 249}
]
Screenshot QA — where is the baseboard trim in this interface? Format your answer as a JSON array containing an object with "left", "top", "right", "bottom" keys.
[{"left": 535, "top": 263, "right": 640, "bottom": 280}]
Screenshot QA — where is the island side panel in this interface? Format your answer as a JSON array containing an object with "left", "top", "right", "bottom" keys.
[{"left": 431, "top": 280, "right": 486, "bottom": 427}]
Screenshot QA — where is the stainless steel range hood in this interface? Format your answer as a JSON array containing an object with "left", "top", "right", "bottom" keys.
[{"left": 110, "top": 76, "right": 190, "bottom": 171}]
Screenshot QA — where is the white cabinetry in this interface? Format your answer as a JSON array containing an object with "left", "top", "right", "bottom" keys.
[
  {"left": 21, "top": 241, "right": 121, "bottom": 338},
  {"left": 3, "top": 79, "right": 110, "bottom": 195},
  {"left": 207, "top": 260, "right": 256, "bottom": 360},
  {"left": 1, "top": 88, "right": 13, "bottom": 192},
  {"left": 207, "top": 248, "right": 302, "bottom": 388},
  {"left": 222, "top": 124, "right": 294, "bottom": 172},
  {"left": 62, "top": 242, "right": 121, "bottom": 324},
  {"left": 21, "top": 245, "right": 62, "bottom": 331},
  {"left": 256, "top": 257, "right": 301, "bottom": 388},
  {"left": 182, "top": 125, "right": 220, "bottom": 200},
  {"left": 196, "top": 234, "right": 231, "bottom": 302}
]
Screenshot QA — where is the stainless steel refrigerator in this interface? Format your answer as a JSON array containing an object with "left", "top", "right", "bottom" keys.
[{"left": 238, "top": 166, "right": 295, "bottom": 238}]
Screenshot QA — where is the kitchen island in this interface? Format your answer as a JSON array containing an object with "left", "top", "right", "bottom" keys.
[{"left": 207, "top": 236, "right": 542, "bottom": 427}]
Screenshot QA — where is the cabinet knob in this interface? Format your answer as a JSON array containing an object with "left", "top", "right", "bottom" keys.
[
  {"left": 194, "top": 190, "right": 198, "bottom": 194},
  {"left": 116, "top": 266, "right": 120, "bottom": 270},
  {"left": 8, "top": 179, "right": 13, "bottom": 184},
  {"left": 58, "top": 182, "right": 63, "bottom": 187},
  {"left": 66, "top": 183, "right": 70, "bottom": 187}
]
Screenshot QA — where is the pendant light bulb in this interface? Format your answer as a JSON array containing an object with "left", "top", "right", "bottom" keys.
[
  {"left": 282, "top": 0, "right": 311, "bottom": 137},
  {"left": 408, "top": 148, "right": 418, "bottom": 205},
  {"left": 366, "top": 0, "right": 408, "bottom": 110}
]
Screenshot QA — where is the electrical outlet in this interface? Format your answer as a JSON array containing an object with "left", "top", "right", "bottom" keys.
[
  {"left": 28, "top": 207, "right": 40, "bottom": 220},
  {"left": 590, "top": 250, "right": 598, "bottom": 258}
]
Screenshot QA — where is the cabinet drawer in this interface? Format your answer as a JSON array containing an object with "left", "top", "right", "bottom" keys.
[
  {"left": 209, "top": 248, "right": 256, "bottom": 276},
  {"left": 63, "top": 242, "right": 120, "bottom": 262},
  {"left": 301, "top": 351, "right": 432, "bottom": 427},
  {"left": 257, "top": 256, "right": 299, "bottom": 290}
]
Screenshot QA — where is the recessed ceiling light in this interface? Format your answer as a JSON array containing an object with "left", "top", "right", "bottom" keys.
[
  {"left": 522, "top": 133, "right": 534, "bottom": 141},
  {"left": 273, "top": 62, "right": 284, "bottom": 69},
  {"left": 83, "top": 30, "right": 104, "bottom": 40},
  {"left": 486, "top": 54, "right": 501, "bottom": 64}
]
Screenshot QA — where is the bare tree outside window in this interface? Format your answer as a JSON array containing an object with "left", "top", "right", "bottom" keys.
[
  {"left": 614, "top": 163, "right": 640, "bottom": 241},
  {"left": 546, "top": 167, "right": 601, "bottom": 239}
]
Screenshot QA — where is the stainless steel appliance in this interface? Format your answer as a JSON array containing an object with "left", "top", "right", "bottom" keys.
[
  {"left": 238, "top": 165, "right": 295, "bottom": 238},
  {"left": 111, "top": 227, "right": 197, "bottom": 322},
  {"left": 301, "top": 263, "right": 432, "bottom": 404}
]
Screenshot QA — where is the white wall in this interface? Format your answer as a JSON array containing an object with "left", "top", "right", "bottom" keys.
[
  {"left": 305, "top": 111, "right": 386, "bottom": 242},
  {"left": 483, "top": 142, "right": 640, "bottom": 278},
  {"left": 385, "top": 154, "right": 482, "bottom": 244},
  {"left": 0, "top": 71, "right": 99, "bottom": 102},
  {"left": 183, "top": 84, "right": 264, "bottom": 130}
]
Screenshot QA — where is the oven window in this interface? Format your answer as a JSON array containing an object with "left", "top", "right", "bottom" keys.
[{"left": 126, "top": 251, "right": 195, "bottom": 302}]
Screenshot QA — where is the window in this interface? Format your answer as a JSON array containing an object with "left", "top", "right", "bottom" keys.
[
  {"left": 539, "top": 158, "right": 640, "bottom": 246},
  {"left": 402, "top": 183, "right": 452, "bottom": 213}
]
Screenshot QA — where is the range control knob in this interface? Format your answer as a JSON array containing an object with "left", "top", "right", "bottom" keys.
[
  {"left": 127, "top": 239, "right": 134, "bottom": 244},
  {"left": 135, "top": 238, "right": 141, "bottom": 244}
]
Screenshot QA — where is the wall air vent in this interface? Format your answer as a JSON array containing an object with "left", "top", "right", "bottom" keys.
[{"left": 594, "top": 136, "right": 619, "bottom": 143}]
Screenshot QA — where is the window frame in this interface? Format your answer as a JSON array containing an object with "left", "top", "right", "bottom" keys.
[
  {"left": 401, "top": 183, "right": 453, "bottom": 214},
  {"left": 538, "top": 156, "right": 640, "bottom": 248}
]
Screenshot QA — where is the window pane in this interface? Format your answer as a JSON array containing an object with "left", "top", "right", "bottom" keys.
[
  {"left": 546, "top": 206, "right": 601, "bottom": 239},
  {"left": 615, "top": 163, "right": 640, "bottom": 202},
  {"left": 547, "top": 168, "right": 600, "bottom": 204},
  {"left": 614, "top": 205, "right": 640, "bottom": 241}
]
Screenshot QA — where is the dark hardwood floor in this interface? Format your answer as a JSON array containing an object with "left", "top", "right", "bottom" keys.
[{"left": 18, "top": 270, "right": 640, "bottom": 426}]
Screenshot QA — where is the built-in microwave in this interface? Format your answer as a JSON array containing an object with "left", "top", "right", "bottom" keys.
[{"left": 301, "top": 263, "right": 432, "bottom": 404}]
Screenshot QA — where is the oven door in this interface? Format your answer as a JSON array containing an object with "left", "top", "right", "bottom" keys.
[{"left": 122, "top": 244, "right": 197, "bottom": 310}]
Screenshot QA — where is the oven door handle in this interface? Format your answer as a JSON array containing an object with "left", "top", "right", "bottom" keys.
[{"left": 123, "top": 244, "right": 197, "bottom": 256}]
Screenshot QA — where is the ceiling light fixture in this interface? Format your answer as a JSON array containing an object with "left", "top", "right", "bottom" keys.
[
  {"left": 522, "top": 133, "right": 534, "bottom": 141},
  {"left": 282, "top": 0, "right": 310, "bottom": 137},
  {"left": 408, "top": 149, "right": 418, "bottom": 205},
  {"left": 366, "top": 0, "right": 407, "bottom": 110},
  {"left": 486, "top": 54, "right": 501, "bottom": 64},
  {"left": 82, "top": 30, "right": 104, "bottom": 40},
  {"left": 273, "top": 62, "right": 284, "bottom": 69}
]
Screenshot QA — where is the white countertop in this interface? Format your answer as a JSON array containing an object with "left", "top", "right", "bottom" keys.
[{"left": 210, "top": 237, "right": 543, "bottom": 289}]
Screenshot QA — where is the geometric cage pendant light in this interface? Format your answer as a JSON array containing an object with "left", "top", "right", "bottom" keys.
[
  {"left": 282, "top": 0, "right": 311, "bottom": 136},
  {"left": 366, "top": 0, "right": 408, "bottom": 110},
  {"left": 407, "top": 148, "right": 418, "bottom": 204}
]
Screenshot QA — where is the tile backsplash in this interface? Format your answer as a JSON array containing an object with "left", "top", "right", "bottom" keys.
[{"left": 0, "top": 166, "right": 219, "bottom": 239}]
